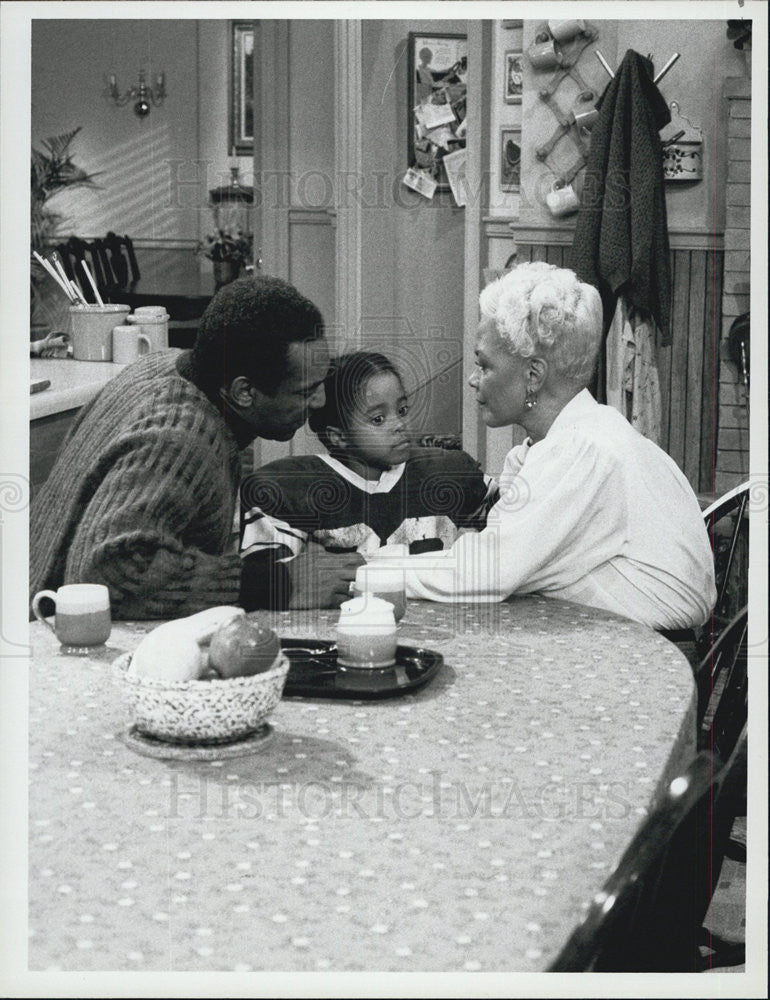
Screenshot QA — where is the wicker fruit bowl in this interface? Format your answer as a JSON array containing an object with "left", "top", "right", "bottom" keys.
[{"left": 113, "top": 651, "right": 289, "bottom": 745}]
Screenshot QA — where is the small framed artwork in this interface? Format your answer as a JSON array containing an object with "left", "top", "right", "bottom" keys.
[
  {"left": 407, "top": 32, "right": 468, "bottom": 192},
  {"left": 230, "top": 21, "right": 255, "bottom": 155},
  {"left": 500, "top": 128, "right": 521, "bottom": 192},
  {"left": 504, "top": 51, "right": 523, "bottom": 104}
]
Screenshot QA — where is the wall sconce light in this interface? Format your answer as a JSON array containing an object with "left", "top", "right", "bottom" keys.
[{"left": 109, "top": 70, "right": 166, "bottom": 118}]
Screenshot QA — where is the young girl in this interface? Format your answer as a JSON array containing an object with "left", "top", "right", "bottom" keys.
[{"left": 240, "top": 351, "right": 496, "bottom": 587}]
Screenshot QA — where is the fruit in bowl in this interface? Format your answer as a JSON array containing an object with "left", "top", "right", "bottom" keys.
[
  {"left": 207, "top": 616, "right": 282, "bottom": 678},
  {"left": 116, "top": 607, "right": 289, "bottom": 744},
  {"left": 128, "top": 606, "right": 246, "bottom": 681}
]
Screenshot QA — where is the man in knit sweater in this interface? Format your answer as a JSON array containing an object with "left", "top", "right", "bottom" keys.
[{"left": 29, "top": 276, "right": 362, "bottom": 619}]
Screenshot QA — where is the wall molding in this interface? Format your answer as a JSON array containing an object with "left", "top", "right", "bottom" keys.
[
  {"left": 288, "top": 208, "right": 336, "bottom": 227},
  {"left": 45, "top": 237, "right": 200, "bottom": 251},
  {"left": 506, "top": 223, "right": 725, "bottom": 251},
  {"left": 259, "top": 20, "right": 291, "bottom": 279},
  {"left": 334, "top": 20, "right": 363, "bottom": 343}
]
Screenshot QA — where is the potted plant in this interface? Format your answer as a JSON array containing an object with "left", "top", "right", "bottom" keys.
[
  {"left": 30, "top": 127, "right": 100, "bottom": 336},
  {"left": 198, "top": 228, "right": 253, "bottom": 286}
]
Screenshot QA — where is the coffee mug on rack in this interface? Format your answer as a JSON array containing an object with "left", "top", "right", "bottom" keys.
[
  {"left": 112, "top": 325, "right": 151, "bottom": 365},
  {"left": 572, "top": 90, "right": 599, "bottom": 129},
  {"left": 547, "top": 19, "right": 586, "bottom": 43},
  {"left": 527, "top": 34, "right": 563, "bottom": 70},
  {"left": 546, "top": 182, "right": 581, "bottom": 218},
  {"left": 31, "top": 583, "right": 112, "bottom": 652}
]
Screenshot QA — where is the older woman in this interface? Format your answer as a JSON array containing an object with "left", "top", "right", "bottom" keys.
[{"left": 377, "top": 262, "right": 715, "bottom": 630}]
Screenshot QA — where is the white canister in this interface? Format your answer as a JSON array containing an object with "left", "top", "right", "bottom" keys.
[
  {"left": 126, "top": 307, "right": 170, "bottom": 352},
  {"left": 336, "top": 596, "right": 397, "bottom": 669}
]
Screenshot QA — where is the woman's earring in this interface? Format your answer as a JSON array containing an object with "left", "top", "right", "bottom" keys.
[{"left": 524, "top": 389, "right": 538, "bottom": 410}]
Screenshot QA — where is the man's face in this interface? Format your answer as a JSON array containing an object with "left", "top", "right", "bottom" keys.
[
  {"left": 251, "top": 338, "right": 330, "bottom": 441},
  {"left": 467, "top": 318, "right": 529, "bottom": 428}
]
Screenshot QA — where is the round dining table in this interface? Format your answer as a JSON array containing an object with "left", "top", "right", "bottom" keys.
[{"left": 28, "top": 596, "right": 695, "bottom": 972}]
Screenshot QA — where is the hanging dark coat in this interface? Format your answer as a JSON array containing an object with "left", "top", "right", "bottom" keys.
[{"left": 572, "top": 50, "right": 673, "bottom": 344}]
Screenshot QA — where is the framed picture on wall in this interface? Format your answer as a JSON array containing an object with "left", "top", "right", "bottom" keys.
[
  {"left": 230, "top": 21, "right": 255, "bottom": 155},
  {"left": 500, "top": 127, "right": 521, "bottom": 192},
  {"left": 504, "top": 51, "right": 523, "bottom": 104},
  {"left": 407, "top": 31, "right": 467, "bottom": 192}
]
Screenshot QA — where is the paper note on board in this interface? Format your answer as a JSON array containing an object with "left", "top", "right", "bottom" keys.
[
  {"left": 442, "top": 148, "right": 467, "bottom": 207},
  {"left": 425, "top": 125, "right": 455, "bottom": 150},
  {"left": 414, "top": 100, "right": 456, "bottom": 131},
  {"left": 402, "top": 167, "right": 438, "bottom": 200}
]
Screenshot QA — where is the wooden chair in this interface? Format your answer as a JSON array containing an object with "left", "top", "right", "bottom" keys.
[
  {"left": 103, "top": 231, "right": 141, "bottom": 289},
  {"left": 549, "top": 727, "right": 747, "bottom": 972},
  {"left": 697, "top": 482, "right": 750, "bottom": 662},
  {"left": 62, "top": 236, "right": 115, "bottom": 302}
]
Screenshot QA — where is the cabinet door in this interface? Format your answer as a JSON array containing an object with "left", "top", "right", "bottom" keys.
[{"left": 30, "top": 410, "right": 78, "bottom": 500}]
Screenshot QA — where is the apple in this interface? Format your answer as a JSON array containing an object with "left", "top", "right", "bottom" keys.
[{"left": 207, "top": 616, "right": 281, "bottom": 678}]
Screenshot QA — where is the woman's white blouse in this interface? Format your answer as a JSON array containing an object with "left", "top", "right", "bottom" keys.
[{"left": 393, "top": 390, "right": 716, "bottom": 630}]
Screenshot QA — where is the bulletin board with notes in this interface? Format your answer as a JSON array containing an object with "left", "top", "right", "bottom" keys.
[{"left": 404, "top": 32, "right": 468, "bottom": 205}]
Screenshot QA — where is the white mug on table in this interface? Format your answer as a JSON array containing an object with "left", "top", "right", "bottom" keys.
[
  {"left": 112, "top": 325, "right": 151, "bottom": 364},
  {"left": 31, "top": 583, "right": 112, "bottom": 650}
]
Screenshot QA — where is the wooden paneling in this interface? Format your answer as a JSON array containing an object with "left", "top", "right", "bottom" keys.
[{"left": 514, "top": 243, "right": 724, "bottom": 493}]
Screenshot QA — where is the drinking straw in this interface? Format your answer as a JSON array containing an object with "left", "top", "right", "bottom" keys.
[
  {"left": 50, "top": 252, "right": 77, "bottom": 301},
  {"left": 71, "top": 273, "right": 87, "bottom": 301},
  {"left": 32, "top": 250, "right": 76, "bottom": 302},
  {"left": 67, "top": 279, "right": 86, "bottom": 304},
  {"left": 80, "top": 258, "right": 105, "bottom": 306}
]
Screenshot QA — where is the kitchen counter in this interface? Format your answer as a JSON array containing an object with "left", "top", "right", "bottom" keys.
[{"left": 30, "top": 358, "right": 126, "bottom": 421}]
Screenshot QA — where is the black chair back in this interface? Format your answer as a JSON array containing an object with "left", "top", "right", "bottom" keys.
[
  {"left": 696, "top": 606, "right": 748, "bottom": 761},
  {"left": 697, "top": 482, "right": 749, "bottom": 661},
  {"left": 549, "top": 728, "right": 747, "bottom": 972},
  {"left": 103, "top": 231, "right": 141, "bottom": 288},
  {"left": 64, "top": 236, "right": 117, "bottom": 302}
]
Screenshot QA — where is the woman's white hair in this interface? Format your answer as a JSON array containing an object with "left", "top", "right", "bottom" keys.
[{"left": 478, "top": 262, "right": 603, "bottom": 386}]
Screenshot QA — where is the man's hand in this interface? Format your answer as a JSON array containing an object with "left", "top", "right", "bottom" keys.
[{"left": 286, "top": 547, "right": 365, "bottom": 609}]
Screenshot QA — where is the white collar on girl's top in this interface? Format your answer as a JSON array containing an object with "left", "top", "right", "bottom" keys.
[{"left": 318, "top": 453, "right": 407, "bottom": 495}]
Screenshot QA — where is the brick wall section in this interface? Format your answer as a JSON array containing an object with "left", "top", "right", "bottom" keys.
[{"left": 716, "top": 76, "right": 750, "bottom": 497}]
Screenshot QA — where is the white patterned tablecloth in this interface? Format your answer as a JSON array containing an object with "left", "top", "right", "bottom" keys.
[{"left": 28, "top": 596, "right": 695, "bottom": 972}]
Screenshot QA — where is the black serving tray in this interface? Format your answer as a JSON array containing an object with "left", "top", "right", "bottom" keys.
[{"left": 280, "top": 639, "right": 443, "bottom": 700}]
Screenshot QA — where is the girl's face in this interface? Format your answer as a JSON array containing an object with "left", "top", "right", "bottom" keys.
[{"left": 335, "top": 371, "right": 412, "bottom": 477}]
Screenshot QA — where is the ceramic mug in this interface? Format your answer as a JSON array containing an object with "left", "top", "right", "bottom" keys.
[
  {"left": 32, "top": 583, "right": 112, "bottom": 651},
  {"left": 528, "top": 34, "right": 563, "bottom": 70},
  {"left": 112, "top": 325, "right": 151, "bottom": 365},
  {"left": 546, "top": 182, "right": 581, "bottom": 218},
  {"left": 126, "top": 308, "right": 170, "bottom": 352},
  {"left": 572, "top": 90, "right": 599, "bottom": 129},
  {"left": 547, "top": 19, "right": 586, "bottom": 43},
  {"left": 69, "top": 304, "right": 131, "bottom": 362}
]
